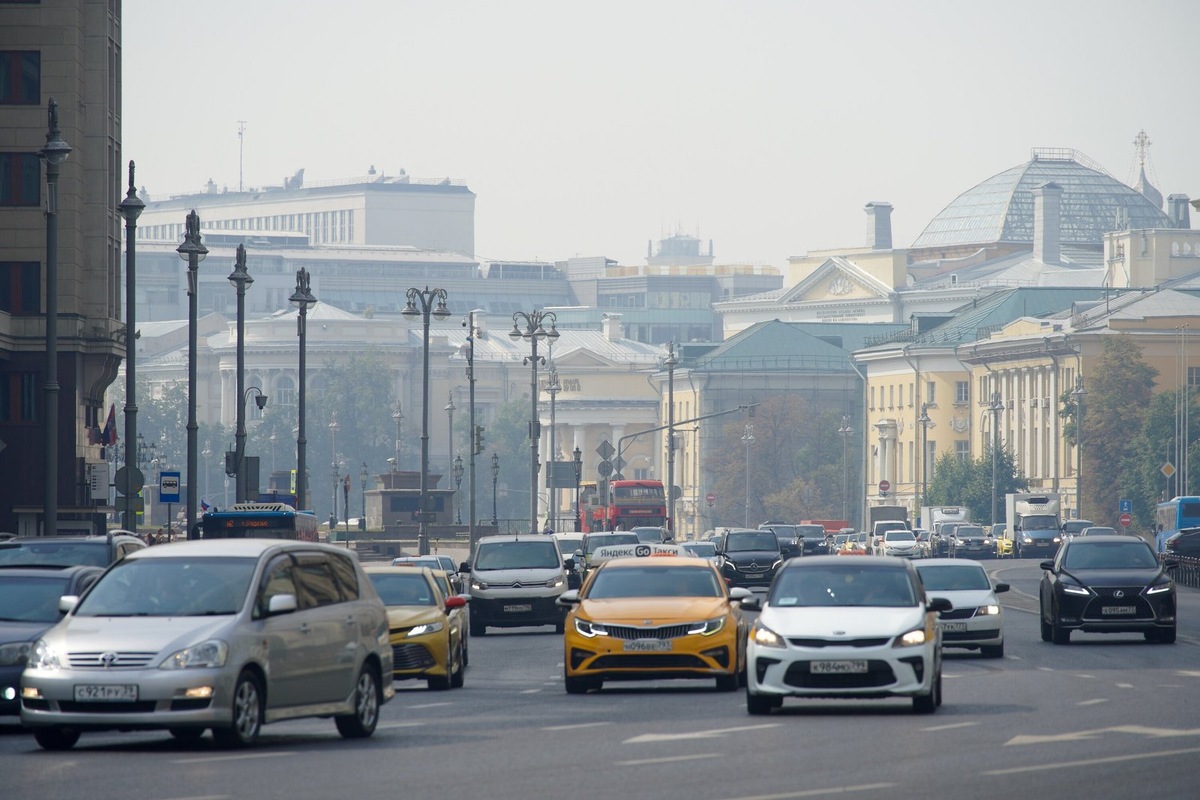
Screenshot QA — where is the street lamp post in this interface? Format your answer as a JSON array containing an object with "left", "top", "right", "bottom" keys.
[
  {"left": 989, "top": 393, "right": 1004, "bottom": 526},
  {"left": 453, "top": 454, "right": 464, "bottom": 525},
  {"left": 510, "top": 310, "right": 559, "bottom": 535},
  {"left": 228, "top": 246, "right": 255, "bottom": 502},
  {"left": 838, "top": 416, "right": 853, "bottom": 522},
  {"left": 117, "top": 161, "right": 143, "bottom": 532},
  {"left": 1071, "top": 377, "right": 1087, "bottom": 519},
  {"left": 236, "top": 386, "right": 267, "bottom": 503},
  {"left": 270, "top": 430, "right": 277, "bottom": 473},
  {"left": 288, "top": 268, "right": 316, "bottom": 513},
  {"left": 742, "top": 424, "right": 755, "bottom": 527},
  {"left": 573, "top": 446, "right": 583, "bottom": 530},
  {"left": 445, "top": 391, "right": 456, "bottom": 479},
  {"left": 176, "top": 210, "right": 207, "bottom": 537},
  {"left": 401, "top": 286, "right": 450, "bottom": 555},
  {"left": 328, "top": 411, "right": 340, "bottom": 527},
  {"left": 545, "top": 359, "right": 560, "bottom": 530},
  {"left": 462, "top": 310, "right": 479, "bottom": 549},
  {"left": 202, "top": 444, "right": 212, "bottom": 506},
  {"left": 917, "top": 404, "right": 933, "bottom": 514},
  {"left": 359, "top": 462, "right": 368, "bottom": 530},
  {"left": 491, "top": 452, "right": 500, "bottom": 526},
  {"left": 40, "top": 99, "right": 70, "bottom": 536},
  {"left": 392, "top": 402, "right": 403, "bottom": 471},
  {"left": 663, "top": 342, "right": 678, "bottom": 536}
]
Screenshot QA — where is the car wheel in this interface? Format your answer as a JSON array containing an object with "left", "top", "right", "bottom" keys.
[
  {"left": 715, "top": 672, "right": 738, "bottom": 692},
  {"left": 168, "top": 727, "right": 206, "bottom": 742},
  {"left": 450, "top": 645, "right": 466, "bottom": 688},
  {"left": 746, "top": 688, "right": 776, "bottom": 716},
  {"left": 564, "top": 671, "right": 595, "bottom": 695},
  {"left": 913, "top": 667, "right": 940, "bottom": 714},
  {"left": 462, "top": 636, "right": 470, "bottom": 668},
  {"left": 469, "top": 617, "right": 487, "bottom": 637},
  {"left": 1156, "top": 626, "right": 1177, "bottom": 644},
  {"left": 981, "top": 642, "right": 1004, "bottom": 658},
  {"left": 1051, "top": 613, "right": 1071, "bottom": 645},
  {"left": 554, "top": 619, "right": 565, "bottom": 634},
  {"left": 335, "top": 664, "right": 381, "bottom": 739},
  {"left": 213, "top": 669, "right": 263, "bottom": 748},
  {"left": 33, "top": 726, "right": 80, "bottom": 751}
]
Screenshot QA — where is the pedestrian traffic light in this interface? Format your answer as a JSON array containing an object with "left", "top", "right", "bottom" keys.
[{"left": 473, "top": 425, "right": 485, "bottom": 455}]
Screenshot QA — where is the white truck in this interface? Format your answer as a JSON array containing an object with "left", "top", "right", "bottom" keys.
[
  {"left": 1004, "top": 493, "right": 1062, "bottom": 558},
  {"left": 920, "top": 505, "right": 971, "bottom": 535},
  {"left": 868, "top": 505, "right": 909, "bottom": 551}
]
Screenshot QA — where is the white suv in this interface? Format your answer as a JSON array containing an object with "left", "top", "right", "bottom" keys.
[{"left": 873, "top": 529, "right": 921, "bottom": 558}]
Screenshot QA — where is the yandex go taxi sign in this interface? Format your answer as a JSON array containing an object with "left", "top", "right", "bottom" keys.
[{"left": 590, "top": 543, "right": 681, "bottom": 564}]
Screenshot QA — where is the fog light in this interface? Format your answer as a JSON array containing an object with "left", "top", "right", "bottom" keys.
[
  {"left": 183, "top": 686, "right": 214, "bottom": 699},
  {"left": 20, "top": 686, "right": 43, "bottom": 700},
  {"left": 2, "top": 686, "right": 15, "bottom": 701}
]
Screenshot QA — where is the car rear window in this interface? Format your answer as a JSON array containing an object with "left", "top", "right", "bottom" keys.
[{"left": 916, "top": 564, "right": 990, "bottom": 591}]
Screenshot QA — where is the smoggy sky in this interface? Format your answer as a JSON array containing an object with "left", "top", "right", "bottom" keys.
[{"left": 123, "top": 0, "right": 1200, "bottom": 267}]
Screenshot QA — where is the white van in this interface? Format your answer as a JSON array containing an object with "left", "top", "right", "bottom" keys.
[{"left": 461, "top": 535, "right": 568, "bottom": 636}]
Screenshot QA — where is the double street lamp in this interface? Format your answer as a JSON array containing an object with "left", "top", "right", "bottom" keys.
[
  {"left": 838, "top": 416, "right": 853, "bottom": 522},
  {"left": 177, "top": 210, "right": 207, "bottom": 537},
  {"left": 988, "top": 393, "right": 1004, "bottom": 526},
  {"left": 228, "top": 245, "right": 255, "bottom": 503},
  {"left": 510, "top": 310, "right": 559, "bottom": 535},
  {"left": 491, "top": 452, "right": 500, "bottom": 526},
  {"left": 117, "top": 161, "right": 143, "bottom": 532},
  {"left": 453, "top": 454, "right": 464, "bottom": 525},
  {"left": 402, "top": 286, "right": 450, "bottom": 555},
  {"left": 288, "top": 268, "right": 316, "bottom": 512}
]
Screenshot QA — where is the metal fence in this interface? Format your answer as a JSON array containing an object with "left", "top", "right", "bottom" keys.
[{"left": 1168, "top": 554, "right": 1200, "bottom": 590}]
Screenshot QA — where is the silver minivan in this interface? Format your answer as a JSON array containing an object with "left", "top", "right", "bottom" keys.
[{"left": 20, "top": 539, "right": 393, "bottom": 750}]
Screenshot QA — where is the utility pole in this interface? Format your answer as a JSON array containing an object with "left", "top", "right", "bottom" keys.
[{"left": 237, "top": 121, "right": 247, "bottom": 192}]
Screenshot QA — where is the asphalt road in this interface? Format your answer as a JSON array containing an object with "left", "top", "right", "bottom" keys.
[{"left": 3, "top": 558, "right": 1199, "bottom": 800}]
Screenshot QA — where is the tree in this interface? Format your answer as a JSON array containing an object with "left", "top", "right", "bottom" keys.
[{"left": 924, "top": 446, "right": 1026, "bottom": 525}]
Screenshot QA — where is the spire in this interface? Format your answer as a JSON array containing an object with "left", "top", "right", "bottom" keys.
[{"left": 1132, "top": 129, "right": 1163, "bottom": 210}]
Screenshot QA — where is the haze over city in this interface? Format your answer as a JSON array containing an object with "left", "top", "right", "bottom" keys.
[{"left": 124, "top": 0, "right": 1200, "bottom": 267}]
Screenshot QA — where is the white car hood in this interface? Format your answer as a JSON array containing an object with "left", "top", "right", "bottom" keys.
[
  {"left": 923, "top": 589, "right": 994, "bottom": 609},
  {"left": 759, "top": 605, "right": 926, "bottom": 638}
]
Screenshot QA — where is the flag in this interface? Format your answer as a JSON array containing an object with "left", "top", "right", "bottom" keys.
[
  {"left": 101, "top": 404, "right": 117, "bottom": 446},
  {"left": 201, "top": 499, "right": 211, "bottom": 512}
]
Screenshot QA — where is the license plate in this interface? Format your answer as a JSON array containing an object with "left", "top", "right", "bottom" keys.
[
  {"left": 810, "top": 660, "right": 868, "bottom": 674},
  {"left": 1101, "top": 605, "right": 1136, "bottom": 615},
  {"left": 744, "top": 573, "right": 763, "bottom": 579},
  {"left": 74, "top": 684, "right": 137, "bottom": 702},
  {"left": 939, "top": 622, "right": 967, "bottom": 632},
  {"left": 624, "top": 639, "right": 672, "bottom": 652},
  {"left": 503, "top": 604, "right": 532, "bottom": 613}
]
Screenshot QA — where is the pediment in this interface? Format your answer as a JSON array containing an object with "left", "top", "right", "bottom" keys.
[{"left": 779, "top": 257, "right": 893, "bottom": 305}]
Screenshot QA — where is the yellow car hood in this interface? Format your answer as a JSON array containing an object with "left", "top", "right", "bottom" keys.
[
  {"left": 577, "top": 597, "right": 730, "bottom": 624},
  {"left": 385, "top": 606, "right": 444, "bottom": 628}
]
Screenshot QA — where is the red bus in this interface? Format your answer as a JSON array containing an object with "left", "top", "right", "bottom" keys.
[{"left": 583, "top": 480, "right": 666, "bottom": 531}]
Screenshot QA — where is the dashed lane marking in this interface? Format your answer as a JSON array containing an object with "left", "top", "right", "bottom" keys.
[
  {"left": 1006, "top": 725, "right": 1200, "bottom": 746},
  {"left": 406, "top": 702, "right": 454, "bottom": 709},
  {"left": 922, "top": 721, "right": 979, "bottom": 732},
  {"left": 1117, "top": 683, "right": 1134, "bottom": 689},
  {"left": 717, "top": 783, "right": 896, "bottom": 800},
  {"left": 1077, "top": 698, "right": 1108, "bottom": 706},
  {"left": 624, "top": 723, "right": 780, "bottom": 744},
  {"left": 616, "top": 753, "right": 720, "bottom": 766},
  {"left": 983, "top": 745, "right": 1200, "bottom": 776},
  {"left": 543, "top": 722, "right": 613, "bottom": 731},
  {"left": 171, "top": 752, "right": 297, "bottom": 765}
]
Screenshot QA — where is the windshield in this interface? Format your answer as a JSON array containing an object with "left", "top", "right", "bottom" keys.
[
  {"left": 916, "top": 565, "right": 991, "bottom": 592},
  {"left": 681, "top": 542, "right": 716, "bottom": 557},
  {"left": 885, "top": 531, "right": 916, "bottom": 542},
  {"left": 632, "top": 528, "right": 664, "bottom": 543},
  {"left": 725, "top": 532, "right": 778, "bottom": 552},
  {"left": 475, "top": 541, "right": 561, "bottom": 570},
  {"left": 0, "top": 574, "right": 72, "bottom": 622},
  {"left": 584, "top": 534, "right": 639, "bottom": 551},
  {"left": 76, "top": 557, "right": 256, "bottom": 617},
  {"left": 1063, "top": 541, "right": 1158, "bottom": 570},
  {"left": 0, "top": 541, "right": 107, "bottom": 568},
  {"left": 770, "top": 565, "right": 917, "bottom": 608},
  {"left": 1021, "top": 515, "right": 1057, "bottom": 531},
  {"left": 368, "top": 572, "right": 436, "bottom": 606},
  {"left": 586, "top": 566, "right": 722, "bottom": 599},
  {"left": 955, "top": 527, "right": 984, "bottom": 538}
]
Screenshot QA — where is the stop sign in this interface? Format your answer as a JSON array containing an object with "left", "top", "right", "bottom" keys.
[
  {"left": 878, "top": 480, "right": 891, "bottom": 494},
  {"left": 1118, "top": 512, "right": 1132, "bottom": 528},
  {"left": 705, "top": 492, "right": 715, "bottom": 504}
]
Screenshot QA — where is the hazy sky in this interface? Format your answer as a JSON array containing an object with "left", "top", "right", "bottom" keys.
[{"left": 124, "top": 0, "right": 1200, "bottom": 268}]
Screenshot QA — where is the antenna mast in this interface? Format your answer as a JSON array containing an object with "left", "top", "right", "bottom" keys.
[{"left": 237, "top": 120, "right": 247, "bottom": 192}]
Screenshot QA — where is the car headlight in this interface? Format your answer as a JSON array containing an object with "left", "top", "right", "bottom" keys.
[
  {"left": 1061, "top": 584, "right": 1091, "bottom": 596},
  {"left": 976, "top": 604, "right": 1001, "bottom": 616},
  {"left": 26, "top": 640, "right": 62, "bottom": 671},
  {"left": 895, "top": 628, "right": 927, "bottom": 647},
  {"left": 1053, "top": 536, "right": 1062, "bottom": 544},
  {"left": 750, "top": 622, "right": 785, "bottom": 648},
  {"left": 545, "top": 576, "right": 565, "bottom": 589},
  {"left": 407, "top": 622, "right": 445, "bottom": 637},
  {"left": 161, "top": 639, "right": 228, "bottom": 670},
  {"left": 687, "top": 617, "right": 725, "bottom": 636},
  {"left": 1145, "top": 582, "right": 1174, "bottom": 595},
  {"left": 0, "top": 642, "right": 31, "bottom": 667},
  {"left": 1022, "top": 536, "right": 1033, "bottom": 544},
  {"left": 771, "top": 558, "right": 783, "bottom": 569},
  {"left": 470, "top": 578, "right": 489, "bottom": 591},
  {"left": 574, "top": 618, "right": 608, "bottom": 638}
]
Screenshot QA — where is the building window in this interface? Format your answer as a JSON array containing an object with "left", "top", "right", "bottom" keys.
[
  {"left": 888, "top": 385, "right": 894, "bottom": 409},
  {"left": 909, "top": 383, "right": 914, "bottom": 407},
  {"left": 0, "top": 261, "right": 40, "bottom": 315},
  {"left": 955, "top": 381, "right": 969, "bottom": 404},
  {"left": 275, "top": 376, "right": 296, "bottom": 408},
  {"left": 0, "top": 51, "right": 39, "bottom": 104},
  {"left": 955, "top": 441, "right": 970, "bottom": 463},
  {"left": 0, "top": 153, "right": 40, "bottom": 206},
  {"left": 926, "top": 381, "right": 936, "bottom": 404},
  {"left": 0, "top": 371, "right": 38, "bottom": 422},
  {"left": 869, "top": 386, "right": 875, "bottom": 410},
  {"left": 1189, "top": 366, "right": 1200, "bottom": 388},
  {"left": 926, "top": 440, "right": 937, "bottom": 478}
]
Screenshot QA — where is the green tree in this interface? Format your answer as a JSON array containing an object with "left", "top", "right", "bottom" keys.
[{"left": 925, "top": 446, "right": 1026, "bottom": 526}]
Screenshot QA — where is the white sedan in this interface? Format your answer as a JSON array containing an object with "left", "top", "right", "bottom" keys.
[
  {"left": 914, "top": 558, "right": 1007, "bottom": 658},
  {"left": 742, "top": 556, "right": 950, "bottom": 715}
]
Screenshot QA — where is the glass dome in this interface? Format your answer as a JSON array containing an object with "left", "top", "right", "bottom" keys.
[{"left": 912, "top": 148, "right": 1170, "bottom": 249}]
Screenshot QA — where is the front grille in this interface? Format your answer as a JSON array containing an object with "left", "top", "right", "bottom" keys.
[
  {"left": 67, "top": 651, "right": 157, "bottom": 669},
  {"left": 57, "top": 701, "right": 158, "bottom": 713},
  {"left": 392, "top": 644, "right": 436, "bottom": 671},
  {"left": 1093, "top": 586, "right": 1147, "bottom": 599},
  {"left": 603, "top": 624, "right": 691, "bottom": 641},
  {"left": 942, "top": 629, "right": 999, "bottom": 642},
  {"left": 170, "top": 698, "right": 212, "bottom": 711},
  {"left": 590, "top": 654, "right": 707, "bottom": 670},
  {"left": 939, "top": 608, "right": 978, "bottom": 620},
  {"left": 787, "top": 637, "right": 890, "bottom": 649},
  {"left": 783, "top": 660, "right": 896, "bottom": 689}
]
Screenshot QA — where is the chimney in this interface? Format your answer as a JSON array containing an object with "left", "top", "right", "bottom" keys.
[
  {"left": 601, "top": 313, "right": 623, "bottom": 342},
  {"left": 864, "top": 202, "right": 893, "bottom": 250},
  {"left": 1168, "top": 194, "right": 1191, "bottom": 229},
  {"left": 1032, "top": 182, "right": 1062, "bottom": 265}
]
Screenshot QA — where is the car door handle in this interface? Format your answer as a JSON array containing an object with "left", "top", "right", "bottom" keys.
[
  {"left": 344, "top": 616, "right": 357, "bottom": 627},
  {"left": 299, "top": 623, "right": 312, "bottom": 634}
]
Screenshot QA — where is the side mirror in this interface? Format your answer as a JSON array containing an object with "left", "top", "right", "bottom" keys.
[
  {"left": 58, "top": 595, "right": 79, "bottom": 614},
  {"left": 563, "top": 557, "right": 575, "bottom": 570},
  {"left": 556, "top": 590, "right": 580, "bottom": 607},
  {"left": 739, "top": 594, "right": 762, "bottom": 611},
  {"left": 729, "top": 587, "right": 753, "bottom": 601},
  {"left": 268, "top": 593, "right": 298, "bottom": 615},
  {"left": 993, "top": 582, "right": 1010, "bottom": 593},
  {"left": 1163, "top": 559, "right": 1180, "bottom": 570},
  {"left": 927, "top": 596, "right": 953, "bottom": 614},
  {"left": 458, "top": 561, "right": 471, "bottom": 573},
  {"left": 1038, "top": 560, "right": 1055, "bottom": 572},
  {"left": 445, "top": 595, "right": 468, "bottom": 609}
]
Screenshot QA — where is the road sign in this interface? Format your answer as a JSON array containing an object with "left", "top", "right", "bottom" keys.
[
  {"left": 1118, "top": 512, "right": 1133, "bottom": 528},
  {"left": 159, "top": 471, "right": 181, "bottom": 503},
  {"left": 596, "top": 440, "right": 615, "bottom": 460},
  {"left": 597, "top": 459, "right": 613, "bottom": 478},
  {"left": 706, "top": 491, "right": 716, "bottom": 505},
  {"left": 1162, "top": 462, "right": 1176, "bottom": 478},
  {"left": 1119, "top": 499, "right": 1132, "bottom": 514},
  {"left": 878, "top": 479, "right": 891, "bottom": 494},
  {"left": 114, "top": 465, "right": 144, "bottom": 496}
]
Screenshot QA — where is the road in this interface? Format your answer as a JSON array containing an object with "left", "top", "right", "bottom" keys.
[{"left": 3, "top": 559, "right": 1199, "bottom": 799}]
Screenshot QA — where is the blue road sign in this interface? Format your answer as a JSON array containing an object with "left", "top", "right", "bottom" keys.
[
  {"left": 159, "top": 471, "right": 181, "bottom": 504},
  {"left": 1119, "top": 498, "right": 1132, "bottom": 514}
]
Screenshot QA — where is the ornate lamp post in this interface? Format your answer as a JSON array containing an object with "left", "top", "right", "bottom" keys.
[
  {"left": 663, "top": 342, "right": 678, "bottom": 535},
  {"left": 40, "top": 99, "right": 70, "bottom": 535},
  {"left": 359, "top": 462, "right": 369, "bottom": 530},
  {"left": 228, "top": 245, "right": 255, "bottom": 502},
  {"left": 462, "top": 310, "right": 479, "bottom": 550},
  {"left": 545, "top": 360, "right": 560, "bottom": 530},
  {"left": 117, "top": 161, "right": 143, "bottom": 531},
  {"left": 445, "top": 391, "right": 456, "bottom": 478},
  {"left": 989, "top": 393, "right": 1004, "bottom": 526},
  {"left": 176, "top": 211, "right": 207, "bottom": 536},
  {"left": 491, "top": 452, "right": 500, "bottom": 526},
  {"left": 838, "top": 416, "right": 853, "bottom": 522},
  {"left": 288, "top": 268, "right": 316, "bottom": 512},
  {"left": 453, "top": 453, "right": 464, "bottom": 524},
  {"left": 328, "top": 411, "right": 340, "bottom": 526},
  {"left": 742, "top": 424, "right": 755, "bottom": 527},
  {"left": 573, "top": 446, "right": 583, "bottom": 530},
  {"left": 236, "top": 386, "right": 267, "bottom": 502},
  {"left": 401, "top": 286, "right": 450, "bottom": 555},
  {"left": 918, "top": 404, "right": 933, "bottom": 514},
  {"left": 392, "top": 402, "right": 403, "bottom": 470},
  {"left": 510, "top": 310, "right": 559, "bottom": 534},
  {"left": 1071, "top": 377, "right": 1087, "bottom": 519}
]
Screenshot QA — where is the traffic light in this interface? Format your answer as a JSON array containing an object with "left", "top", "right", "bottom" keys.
[{"left": 473, "top": 424, "right": 485, "bottom": 455}]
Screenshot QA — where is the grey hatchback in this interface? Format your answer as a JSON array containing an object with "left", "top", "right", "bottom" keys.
[{"left": 20, "top": 539, "right": 393, "bottom": 750}]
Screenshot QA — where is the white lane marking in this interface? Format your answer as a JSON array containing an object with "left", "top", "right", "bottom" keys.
[
  {"left": 616, "top": 753, "right": 720, "bottom": 766},
  {"left": 1117, "top": 683, "right": 1134, "bottom": 689},
  {"left": 1176, "top": 670, "right": 1200, "bottom": 677},
  {"left": 377, "top": 721, "right": 426, "bottom": 730},
  {"left": 543, "top": 721, "right": 612, "bottom": 731},
  {"left": 160, "top": 796, "right": 231, "bottom": 800},
  {"left": 1075, "top": 674, "right": 1095, "bottom": 679},
  {"left": 625, "top": 723, "right": 780, "bottom": 744},
  {"left": 1035, "top": 666, "right": 1054, "bottom": 672},
  {"left": 922, "top": 721, "right": 979, "bottom": 732},
  {"left": 983, "top": 745, "right": 1200, "bottom": 776},
  {"left": 718, "top": 783, "right": 896, "bottom": 800},
  {"left": 1006, "top": 655, "right": 1022, "bottom": 660},
  {"left": 942, "top": 673, "right": 962, "bottom": 679},
  {"left": 171, "top": 752, "right": 297, "bottom": 765},
  {"left": 406, "top": 702, "right": 454, "bottom": 709},
  {"left": 520, "top": 688, "right": 542, "bottom": 694},
  {"left": 1077, "top": 698, "right": 1108, "bottom": 706},
  {"left": 1007, "top": 724, "right": 1200, "bottom": 746}
]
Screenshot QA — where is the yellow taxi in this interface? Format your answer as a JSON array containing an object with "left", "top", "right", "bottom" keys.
[
  {"left": 992, "top": 525, "right": 1014, "bottom": 558},
  {"left": 556, "top": 555, "right": 752, "bottom": 694},
  {"left": 364, "top": 565, "right": 467, "bottom": 690}
]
